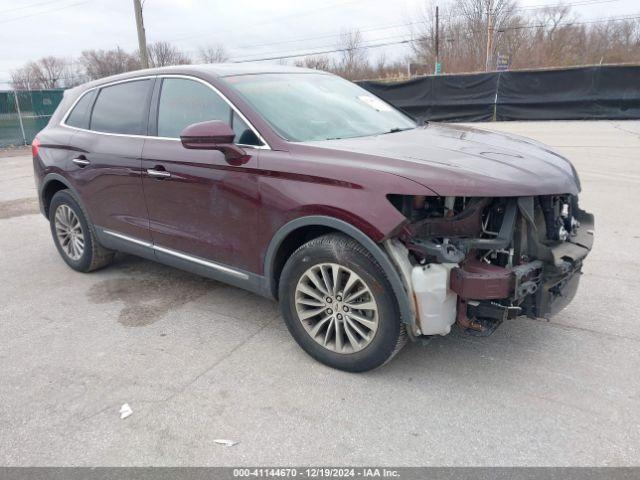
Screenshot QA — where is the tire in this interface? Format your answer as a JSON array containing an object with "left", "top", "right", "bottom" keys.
[
  {"left": 279, "top": 233, "right": 407, "bottom": 372},
  {"left": 49, "top": 189, "right": 114, "bottom": 272}
]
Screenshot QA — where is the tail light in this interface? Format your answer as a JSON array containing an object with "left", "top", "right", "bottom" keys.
[{"left": 31, "top": 137, "right": 41, "bottom": 158}]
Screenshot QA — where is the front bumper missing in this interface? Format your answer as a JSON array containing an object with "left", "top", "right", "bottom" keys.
[
  {"left": 450, "top": 207, "right": 594, "bottom": 335},
  {"left": 390, "top": 198, "right": 595, "bottom": 339}
]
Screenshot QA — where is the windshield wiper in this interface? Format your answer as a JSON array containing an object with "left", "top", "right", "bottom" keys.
[
  {"left": 383, "top": 127, "right": 414, "bottom": 135},
  {"left": 323, "top": 127, "right": 414, "bottom": 141}
]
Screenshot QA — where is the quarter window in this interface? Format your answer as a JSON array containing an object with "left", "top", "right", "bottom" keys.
[
  {"left": 90, "top": 80, "right": 152, "bottom": 135},
  {"left": 65, "top": 90, "right": 96, "bottom": 129},
  {"left": 232, "top": 111, "right": 262, "bottom": 146},
  {"left": 157, "top": 78, "right": 231, "bottom": 138}
]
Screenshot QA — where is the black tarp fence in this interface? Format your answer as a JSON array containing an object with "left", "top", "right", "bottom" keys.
[{"left": 358, "top": 65, "right": 640, "bottom": 122}]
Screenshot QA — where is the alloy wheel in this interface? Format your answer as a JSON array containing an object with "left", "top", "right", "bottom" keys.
[
  {"left": 294, "top": 263, "right": 379, "bottom": 354},
  {"left": 54, "top": 204, "right": 85, "bottom": 261}
]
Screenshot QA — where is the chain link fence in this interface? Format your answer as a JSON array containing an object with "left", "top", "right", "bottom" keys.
[{"left": 0, "top": 89, "right": 65, "bottom": 147}]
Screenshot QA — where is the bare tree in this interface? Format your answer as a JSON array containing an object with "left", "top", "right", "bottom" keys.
[
  {"left": 198, "top": 44, "right": 229, "bottom": 63},
  {"left": 294, "top": 55, "right": 332, "bottom": 71},
  {"left": 373, "top": 52, "right": 388, "bottom": 76},
  {"left": 410, "top": 0, "right": 523, "bottom": 73},
  {"left": 79, "top": 47, "right": 140, "bottom": 80},
  {"left": 146, "top": 41, "right": 191, "bottom": 67},
  {"left": 521, "top": 6, "right": 579, "bottom": 67},
  {"left": 10, "top": 65, "right": 37, "bottom": 90},
  {"left": 10, "top": 56, "right": 71, "bottom": 89},
  {"left": 32, "top": 57, "right": 69, "bottom": 88},
  {"left": 407, "top": 0, "right": 640, "bottom": 75},
  {"left": 334, "top": 29, "right": 370, "bottom": 80}
]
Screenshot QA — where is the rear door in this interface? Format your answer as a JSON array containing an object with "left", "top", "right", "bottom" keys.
[{"left": 69, "top": 78, "right": 154, "bottom": 244}]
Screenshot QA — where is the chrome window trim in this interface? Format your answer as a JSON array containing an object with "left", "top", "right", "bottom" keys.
[
  {"left": 60, "top": 74, "right": 271, "bottom": 150},
  {"left": 102, "top": 229, "right": 249, "bottom": 280}
]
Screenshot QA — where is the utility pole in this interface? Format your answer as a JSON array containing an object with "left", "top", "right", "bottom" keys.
[
  {"left": 133, "top": 0, "right": 149, "bottom": 69},
  {"left": 434, "top": 6, "right": 440, "bottom": 74},
  {"left": 485, "top": 0, "right": 493, "bottom": 71}
]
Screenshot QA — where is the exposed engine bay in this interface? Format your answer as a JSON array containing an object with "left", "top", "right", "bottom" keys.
[{"left": 386, "top": 194, "right": 595, "bottom": 338}]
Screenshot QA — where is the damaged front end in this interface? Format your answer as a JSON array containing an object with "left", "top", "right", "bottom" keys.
[{"left": 385, "top": 194, "right": 594, "bottom": 338}]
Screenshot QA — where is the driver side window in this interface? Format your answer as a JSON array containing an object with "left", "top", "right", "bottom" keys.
[
  {"left": 156, "top": 78, "right": 262, "bottom": 147},
  {"left": 157, "top": 78, "right": 230, "bottom": 138}
]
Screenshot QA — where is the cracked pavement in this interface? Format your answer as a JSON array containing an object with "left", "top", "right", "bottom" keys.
[{"left": 1, "top": 121, "right": 639, "bottom": 466}]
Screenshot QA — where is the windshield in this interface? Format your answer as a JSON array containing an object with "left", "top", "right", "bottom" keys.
[{"left": 224, "top": 73, "right": 416, "bottom": 142}]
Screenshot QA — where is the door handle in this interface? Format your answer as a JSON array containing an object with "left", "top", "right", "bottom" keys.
[
  {"left": 72, "top": 156, "right": 90, "bottom": 167},
  {"left": 146, "top": 168, "right": 171, "bottom": 178}
]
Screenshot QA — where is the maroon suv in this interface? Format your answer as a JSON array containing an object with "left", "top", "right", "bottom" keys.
[{"left": 33, "top": 65, "right": 594, "bottom": 371}]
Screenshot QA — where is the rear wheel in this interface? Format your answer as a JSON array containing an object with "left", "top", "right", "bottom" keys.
[
  {"left": 49, "top": 190, "right": 114, "bottom": 272},
  {"left": 279, "top": 233, "right": 406, "bottom": 372}
]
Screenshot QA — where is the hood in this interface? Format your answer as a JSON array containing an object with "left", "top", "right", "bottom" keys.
[{"left": 299, "top": 123, "right": 580, "bottom": 197}]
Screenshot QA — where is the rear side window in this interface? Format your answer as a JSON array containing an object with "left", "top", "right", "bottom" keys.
[
  {"left": 157, "top": 78, "right": 231, "bottom": 138},
  {"left": 90, "top": 80, "right": 152, "bottom": 135},
  {"left": 65, "top": 90, "right": 96, "bottom": 129}
]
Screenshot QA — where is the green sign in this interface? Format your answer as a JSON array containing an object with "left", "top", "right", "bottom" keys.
[{"left": 434, "top": 62, "right": 442, "bottom": 75}]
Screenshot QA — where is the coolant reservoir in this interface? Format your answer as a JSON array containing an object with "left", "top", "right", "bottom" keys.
[{"left": 411, "top": 263, "right": 458, "bottom": 336}]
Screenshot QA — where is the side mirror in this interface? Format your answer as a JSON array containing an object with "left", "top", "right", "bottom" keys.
[{"left": 179, "top": 120, "right": 249, "bottom": 165}]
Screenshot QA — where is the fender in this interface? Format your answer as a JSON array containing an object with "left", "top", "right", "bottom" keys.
[
  {"left": 39, "top": 173, "right": 84, "bottom": 217},
  {"left": 264, "top": 215, "right": 415, "bottom": 328}
]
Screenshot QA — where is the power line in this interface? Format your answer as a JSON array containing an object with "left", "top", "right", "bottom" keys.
[
  {"left": 231, "top": 21, "right": 415, "bottom": 51},
  {"left": 496, "top": 12, "right": 640, "bottom": 31},
  {"left": 229, "top": 32, "right": 410, "bottom": 61},
  {"left": 514, "top": 0, "right": 620, "bottom": 11},
  {"left": 232, "top": 38, "right": 416, "bottom": 64},
  {"left": 436, "top": 0, "right": 621, "bottom": 20},
  {"left": 1, "top": 3, "right": 638, "bottom": 81},
  {"left": 169, "top": 0, "right": 368, "bottom": 44},
  {"left": 0, "top": 0, "right": 74, "bottom": 14},
  {"left": 0, "top": 0, "right": 90, "bottom": 24},
  {"left": 2, "top": 11, "right": 637, "bottom": 79},
  {"left": 191, "top": 0, "right": 621, "bottom": 56},
  {"left": 232, "top": 13, "right": 640, "bottom": 63}
]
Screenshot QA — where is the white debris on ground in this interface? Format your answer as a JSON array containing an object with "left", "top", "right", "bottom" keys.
[
  {"left": 119, "top": 403, "right": 133, "bottom": 419},
  {"left": 213, "top": 439, "right": 239, "bottom": 447}
]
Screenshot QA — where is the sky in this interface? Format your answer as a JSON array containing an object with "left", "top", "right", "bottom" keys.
[{"left": 0, "top": 0, "right": 638, "bottom": 85}]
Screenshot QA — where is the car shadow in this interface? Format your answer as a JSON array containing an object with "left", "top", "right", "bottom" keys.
[{"left": 88, "top": 252, "right": 553, "bottom": 381}]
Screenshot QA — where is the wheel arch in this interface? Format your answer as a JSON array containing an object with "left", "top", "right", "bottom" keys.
[
  {"left": 40, "top": 173, "right": 79, "bottom": 217},
  {"left": 264, "top": 216, "right": 414, "bottom": 327}
]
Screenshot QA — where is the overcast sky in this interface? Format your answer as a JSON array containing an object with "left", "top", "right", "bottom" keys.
[{"left": 0, "top": 0, "right": 638, "bottom": 84}]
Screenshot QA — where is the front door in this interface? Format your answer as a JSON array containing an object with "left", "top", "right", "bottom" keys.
[{"left": 141, "top": 77, "right": 265, "bottom": 274}]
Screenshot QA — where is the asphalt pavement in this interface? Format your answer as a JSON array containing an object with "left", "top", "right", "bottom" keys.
[{"left": 1, "top": 121, "right": 639, "bottom": 466}]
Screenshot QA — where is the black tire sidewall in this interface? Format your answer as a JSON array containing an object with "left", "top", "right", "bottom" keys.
[
  {"left": 49, "top": 190, "right": 94, "bottom": 272},
  {"left": 279, "top": 236, "right": 402, "bottom": 372}
]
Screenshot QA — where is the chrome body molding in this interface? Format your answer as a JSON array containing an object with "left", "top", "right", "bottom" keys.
[
  {"left": 101, "top": 228, "right": 249, "bottom": 280},
  {"left": 102, "top": 229, "right": 152, "bottom": 248},
  {"left": 153, "top": 245, "right": 248, "bottom": 279}
]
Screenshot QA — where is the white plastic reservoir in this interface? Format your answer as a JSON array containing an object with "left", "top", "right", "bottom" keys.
[{"left": 411, "top": 263, "right": 458, "bottom": 336}]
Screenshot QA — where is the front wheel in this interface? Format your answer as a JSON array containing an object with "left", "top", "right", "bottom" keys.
[{"left": 279, "top": 233, "right": 406, "bottom": 372}]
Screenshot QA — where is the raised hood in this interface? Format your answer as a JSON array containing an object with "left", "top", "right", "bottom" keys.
[{"left": 299, "top": 123, "right": 580, "bottom": 197}]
